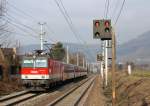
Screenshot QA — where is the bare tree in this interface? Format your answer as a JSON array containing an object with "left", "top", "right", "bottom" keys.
[{"left": 0, "top": 0, "right": 10, "bottom": 82}]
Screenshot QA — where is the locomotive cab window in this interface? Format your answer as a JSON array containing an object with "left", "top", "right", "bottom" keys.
[
  {"left": 22, "top": 57, "right": 48, "bottom": 68},
  {"left": 22, "top": 59, "right": 34, "bottom": 67},
  {"left": 35, "top": 59, "right": 47, "bottom": 67}
]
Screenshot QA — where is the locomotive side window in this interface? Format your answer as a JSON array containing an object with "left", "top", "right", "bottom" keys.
[{"left": 22, "top": 59, "right": 34, "bottom": 67}]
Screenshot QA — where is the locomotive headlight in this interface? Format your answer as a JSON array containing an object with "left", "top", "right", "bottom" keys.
[
  {"left": 25, "top": 76, "right": 28, "bottom": 79},
  {"left": 42, "top": 76, "right": 45, "bottom": 78}
]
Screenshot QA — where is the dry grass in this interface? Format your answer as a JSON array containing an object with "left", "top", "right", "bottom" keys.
[
  {"left": 0, "top": 79, "right": 23, "bottom": 96},
  {"left": 105, "top": 70, "right": 150, "bottom": 106},
  {"left": 132, "top": 70, "right": 150, "bottom": 77}
]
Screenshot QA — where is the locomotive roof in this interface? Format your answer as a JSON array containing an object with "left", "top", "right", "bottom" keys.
[{"left": 23, "top": 55, "right": 49, "bottom": 59}]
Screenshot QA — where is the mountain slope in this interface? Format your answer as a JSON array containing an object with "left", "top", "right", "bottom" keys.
[
  {"left": 18, "top": 43, "right": 100, "bottom": 62},
  {"left": 117, "top": 31, "right": 150, "bottom": 63},
  {"left": 18, "top": 30, "right": 150, "bottom": 64}
]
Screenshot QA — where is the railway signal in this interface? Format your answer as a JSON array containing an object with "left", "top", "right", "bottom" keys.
[
  {"left": 93, "top": 20, "right": 101, "bottom": 38},
  {"left": 93, "top": 19, "right": 112, "bottom": 40},
  {"left": 97, "top": 53, "right": 103, "bottom": 61},
  {"left": 101, "top": 20, "right": 112, "bottom": 40}
]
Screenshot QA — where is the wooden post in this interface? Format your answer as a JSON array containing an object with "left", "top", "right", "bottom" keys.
[{"left": 112, "top": 28, "right": 116, "bottom": 106}]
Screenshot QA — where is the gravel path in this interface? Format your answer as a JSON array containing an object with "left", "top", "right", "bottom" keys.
[{"left": 83, "top": 75, "right": 107, "bottom": 106}]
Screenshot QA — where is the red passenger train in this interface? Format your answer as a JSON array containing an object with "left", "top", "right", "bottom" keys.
[{"left": 21, "top": 54, "right": 87, "bottom": 90}]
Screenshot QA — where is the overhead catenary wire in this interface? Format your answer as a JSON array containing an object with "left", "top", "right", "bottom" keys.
[
  {"left": 57, "top": 0, "right": 86, "bottom": 44},
  {"left": 0, "top": 23, "right": 9, "bottom": 35},
  {"left": 58, "top": 0, "right": 73, "bottom": 25},
  {"left": 0, "top": 28, "right": 38, "bottom": 38},
  {"left": 2, "top": 3, "right": 39, "bottom": 38},
  {"left": 53, "top": 0, "right": 95, "bottom": 61},
  {"left": 114, "top": 0, "right": 126, "bottom": 25},
  {"left": 4, "top": 16, "right": 38, "bottom": 37},
  {"left": 105, "top": 0, "right": 110, "bottom": 19},
  {"left": 104, "top": 0, "right": 108, "bottom": 18},
  {"left": 5, "top": 13, "right": 39, "bottom": 34},
  {"left": 110, "top": 0, "right": 120, "bottom": 20},
  {"left": 58, "top": 0, "right": 95, "bottom": 60},
  {"left": 45, "top": 24, "right": 58, "bottom": 43},
  {"left": 7, "top": 1, "right": 59, "bottom": 44},
  {"left": 2, "top": 18, "right": 53, "bottom": 44},
  {"left": 0, "top": 31, "right": 10, "bottom": 39},
  {"left": 2, "top": 17, "right": 38, "bottom": 38},
  {"left": 53, "top": 0, "right": 79, "bottom": 42},
  {"left": 7, "top": 2, "right": 38, "bottom": 22}
]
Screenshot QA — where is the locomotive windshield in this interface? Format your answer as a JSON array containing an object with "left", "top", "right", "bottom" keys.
[
  {"left": 35, "top": 59, "right": 47, "bottom": 67},
  {"left": 22, "top": 57, "right": 48, "bottom": 68},
  {"left": 23, "top": 59, "right": 33, "bottom": 67}
]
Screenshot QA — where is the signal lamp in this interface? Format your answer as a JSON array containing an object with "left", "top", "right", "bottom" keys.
[
  {"left": 95, "top": 21, "right": 100, "bottom": 28},
  {"left": 105, "top": 28, "right": 110, "bottom": 32},
  {"left": 104, "top": 21, "right": 110, "bottom": 27},
  {"left": 104, "top": 21, "right": 110, "bottom": 33},
  {"left": 95, "top": 32, "right": 100, "bottom": 37}
]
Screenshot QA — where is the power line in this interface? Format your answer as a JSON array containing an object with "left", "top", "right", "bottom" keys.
[
  {"left": 8, "top": 2, "right": 58, "bottom": 43},
  {"left": 60, "top": 1, "right": 95, "bottom": 61},
  {"left": 2, "top": 17, "right": 38, "bottom": 38},
  {"left": 53, "top": 0, "right": 95, "bottom": 60},
  {"left": 114, "top": 0, "right": 126, "bottom": 25},
  {"left": 57, "top": 0, "right": 84, "bottom": 43},
  {"left": 4, "top": 16, "right": 38, "bottom": 36},
  {"left": 105, "top": 0, "right": 110, "bottom": 19},
  {"left": 54, "top": 0, "right": 79, "bottom": 42},
  {"left": 5, "top": 14, "right": 38, "bottom": 34},
  {"left": 104, "top": 0, "right": 108, "bottom": 18},
  {"left": 0, "top": 29, "right": 37, "bottom": 38},
  {"left": 7, "top": 2, "right": 38, "bottom": 22},
  {"left": 0, "top": 31, "right": 10, "bottom": 38},
  {"left": 110, "top": 0, "right": 120, "bottom": 20},
  {"left": 8, "top": 1, "right": 67, "bottom": 45},
  {"left": 45, "top": 24, "right": 58, "bottom": 43},
  {"left": 55, "top": 0, "right": 85, "bottom": 43},
  {"left": 58, "top": 0, "right": 73, "bottom": 25},
  {"left": 46, "top": 24, "right": 55, "bottom": 35}
]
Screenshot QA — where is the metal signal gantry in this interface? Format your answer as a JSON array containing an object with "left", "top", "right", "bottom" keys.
[{"left": 97, "top": 53, "right": 103, "bottom": 62}]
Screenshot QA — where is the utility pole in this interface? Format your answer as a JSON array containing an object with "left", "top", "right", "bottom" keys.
[
  {"left": 105, "top": 40, "right": 108, "bottom": 86},
  {"left": 85, "top": 60, "right": 87, "bottom": 69},
  {"left": 86, "top": 62, "right": 88, "bottom": 71},
  {"left": 76, "top": 53, "right": 79, "bottom": 66},
  {"left": 101, "top": 41, "right": 104, "bottom": 79},
  {"left": 38, "top": 22, "right": 46, "bottom": 50},
  {"left": 111, "top": 28, "right": 116, "bottom": 106},
  {"left": 83, "top": 57, "right": 85, "bottom": 68},
  {"left": 66, "top": 45, "right": 69, "bottom": 64}
]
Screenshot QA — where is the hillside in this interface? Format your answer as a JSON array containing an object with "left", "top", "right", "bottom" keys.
[
  {"left": 18, "top": 43, "right": 100, "bottom": 62},
  {"left": 18, "top": 30, "right": 150, "bottom": 64},
  {"left": 117, "top": 31, "right": 150, "bottom": 64}
]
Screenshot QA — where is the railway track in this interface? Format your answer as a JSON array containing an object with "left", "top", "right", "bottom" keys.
[
  {"left": 0, "top": 90, "right": 41, "bottom": 106},
  {"left": 47, "top": 76, "right": 96, "bottom": 106},
  {"left": 0, "top": 76, "right": 95, "bottom": 106}
]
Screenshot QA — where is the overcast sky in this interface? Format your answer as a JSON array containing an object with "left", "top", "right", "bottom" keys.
[{"left": 6, "top": 0, "right": 150, "bottom": 45}]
